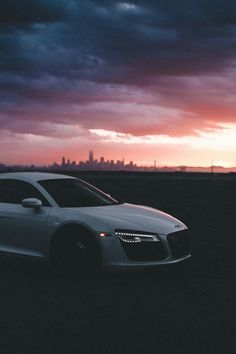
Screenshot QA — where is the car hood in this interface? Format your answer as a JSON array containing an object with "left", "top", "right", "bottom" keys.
[{"left": 65, "top": 203, "right": 187, "bottom": 235}]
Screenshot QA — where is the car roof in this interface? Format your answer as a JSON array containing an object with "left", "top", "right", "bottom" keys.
[{"left": 0, "top": 172, "right": 76, "bottom": 183}]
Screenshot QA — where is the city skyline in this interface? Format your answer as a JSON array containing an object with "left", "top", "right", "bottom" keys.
[{"left": 2, "top": 150, "right": 236, "bottom": 173}]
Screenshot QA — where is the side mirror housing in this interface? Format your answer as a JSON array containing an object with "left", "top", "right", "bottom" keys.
[{"left": 22, "top": 198, "right": 42, "bottom": 210}]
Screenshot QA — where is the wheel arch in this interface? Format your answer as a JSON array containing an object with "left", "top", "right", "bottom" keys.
[{"left": 48, "top": 222, "right": 101, "bottom": 262}]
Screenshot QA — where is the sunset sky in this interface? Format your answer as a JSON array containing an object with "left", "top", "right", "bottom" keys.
[{"left": 1, "top": 0, "right": 236, "bottom": 167}]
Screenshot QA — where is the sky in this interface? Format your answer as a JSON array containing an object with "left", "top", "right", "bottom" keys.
[{"left": 1, "top": 0, "right": 236, "bottom": 167}]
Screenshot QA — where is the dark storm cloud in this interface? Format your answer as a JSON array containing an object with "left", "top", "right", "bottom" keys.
[
  {"left": 0, "top": 0, "right": 67, "bottom": 27},
  {"left": 1, "top": 0, "right": 236, "bottom": 138},
  {"left": 2, "top": 0, "right": 236, "bottom": 78}
]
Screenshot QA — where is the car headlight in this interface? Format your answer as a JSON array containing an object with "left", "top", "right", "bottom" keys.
[{"left": 115, "top": 229, "right": 160, "bottom": 243}]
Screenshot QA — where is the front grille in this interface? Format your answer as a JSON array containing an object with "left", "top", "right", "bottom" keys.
[
  {"left": 167, "top": 229, "right": 191, "bottom": 259},
  {"left": 120, "top": 240, "right": 167, "bottom": 261}
]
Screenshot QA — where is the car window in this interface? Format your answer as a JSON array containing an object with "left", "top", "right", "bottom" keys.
[
  {"left": 39, "top": 178, "right": 118, "bottom": 207},
  {"left": 0, "top": 179, "right": 50, "bottom": 206}
]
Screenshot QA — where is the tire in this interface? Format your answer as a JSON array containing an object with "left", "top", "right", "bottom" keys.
[{"left": 50, "top": 230, "right": 101, "bottom": 277}]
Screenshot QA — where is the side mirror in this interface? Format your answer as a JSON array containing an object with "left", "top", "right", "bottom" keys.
[{"left": 22, "top": 198, "right": 42, "bottom": 210}]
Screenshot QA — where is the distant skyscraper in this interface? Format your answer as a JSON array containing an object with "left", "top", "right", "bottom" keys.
[
  {"left": 89, "top": 150, "right": 94, "bottom": 163},
  {"left": 61, "top": 156, "right": 66, "bottom": 166}
]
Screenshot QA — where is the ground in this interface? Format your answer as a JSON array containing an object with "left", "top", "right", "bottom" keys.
[{"left": 0, "top": 172, "right": 235, "bottom": 354}]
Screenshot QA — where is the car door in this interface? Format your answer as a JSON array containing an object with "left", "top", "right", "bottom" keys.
[{"left": 0, "top": 179, "right": 51, "bottom": 258}]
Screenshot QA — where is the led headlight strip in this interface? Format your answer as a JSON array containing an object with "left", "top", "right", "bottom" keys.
[{"left": 115, "top": 231, "right": 160, "bottom": 243}]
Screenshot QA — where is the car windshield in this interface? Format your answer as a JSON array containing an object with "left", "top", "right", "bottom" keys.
[{"left": 38, "top": 178, "right": 119, "bottom": 207}]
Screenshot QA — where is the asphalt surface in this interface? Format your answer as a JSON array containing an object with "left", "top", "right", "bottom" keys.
[{"left": 0, "top": 172, "right": 235, "bottom": 354}]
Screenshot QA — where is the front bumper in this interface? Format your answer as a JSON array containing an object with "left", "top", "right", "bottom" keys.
[{"left": 99, "top": 229, "right": 191, "bottom": 271}]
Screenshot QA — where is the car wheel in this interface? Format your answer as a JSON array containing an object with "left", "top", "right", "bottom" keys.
[{"left": 50, "top": 231, "right": 101, "bottom": 277}]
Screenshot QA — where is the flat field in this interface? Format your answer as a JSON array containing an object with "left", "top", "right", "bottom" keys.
[{"left": 0, "top": 172, "right": 235, "bottom": 354}]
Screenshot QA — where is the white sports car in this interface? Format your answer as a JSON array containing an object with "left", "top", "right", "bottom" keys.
[{"left": 0, "top": 172, "right": 191, "bottom": 272}]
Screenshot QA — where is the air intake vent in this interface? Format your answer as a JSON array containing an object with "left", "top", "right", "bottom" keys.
[{"left": 167, "top": 229, "right": 191, "bottom": 259}]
